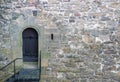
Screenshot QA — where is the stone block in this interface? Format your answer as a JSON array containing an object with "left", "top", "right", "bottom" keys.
[
  {"left": 109, "top": 2, "right": 120, "bottom": 8},
  {"left": 80, "top": 78, "right": 87, "bottom": 82},
  {"left": 66, "top": 73, "right": 75, "bottom": 80},
  {"left": 89, "top": 63, "right": 101, "bottom": 70},
  {"left": 65, "top": 62, "right": 76, "bottom": 67},
  {"left": 101, "top": 17, "right": 111, "bottom": 21},
  {"left": 104, "top": 50, "right": 117, "bottom": 54},
  {"left": 79, "top": 5, "right": 90, "bottom": 12}
]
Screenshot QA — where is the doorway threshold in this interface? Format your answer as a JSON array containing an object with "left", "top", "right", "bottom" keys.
[{"left": 23, "top": 62, "right": 38, "bottom": 69}]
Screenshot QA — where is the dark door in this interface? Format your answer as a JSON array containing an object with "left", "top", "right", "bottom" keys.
[{"left": 22, "top": 28, "right": 38, "bottom": 62}]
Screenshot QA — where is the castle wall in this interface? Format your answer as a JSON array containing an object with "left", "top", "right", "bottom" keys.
[{"left": 0, "top": 0, "right": 120, "bottom": 81}]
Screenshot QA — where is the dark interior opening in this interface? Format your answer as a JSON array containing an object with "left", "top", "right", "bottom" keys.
[{"left": 51, "top": 34, "right": 54, "bottom": 40}]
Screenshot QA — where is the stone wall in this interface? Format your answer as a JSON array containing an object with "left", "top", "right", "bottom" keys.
[
  {"left": 44, "top": 0, "right": 120, "bottom": 82},
  {"left": 0, "top": 0, "right": 120, "bottom": 82}
]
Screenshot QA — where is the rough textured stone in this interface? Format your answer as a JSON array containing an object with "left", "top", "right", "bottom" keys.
[{"left": 0, "top": 0, "right": 120, "bottom": 82}]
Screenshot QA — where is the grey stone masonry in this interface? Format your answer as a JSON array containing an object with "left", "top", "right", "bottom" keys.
[{"left": 0, "top": 0, "right": 120, "bottom": 82}]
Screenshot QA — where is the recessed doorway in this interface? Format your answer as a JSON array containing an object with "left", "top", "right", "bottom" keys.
[{"left": 22, "top": 28, "right": 38, "bottom": 63}]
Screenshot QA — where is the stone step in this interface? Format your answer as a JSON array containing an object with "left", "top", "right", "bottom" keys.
[
  {"left": 5, "top": 69, "right": 40, "bottom": 82},
  {"left": 17, "top": 69, "right": 40, "bottom": 79},
  {"left": 23, "top": 62, "right": 38, "bottom": 69},
  {"left": 40, "top": 76, "right": 72, "bottom": 82}
]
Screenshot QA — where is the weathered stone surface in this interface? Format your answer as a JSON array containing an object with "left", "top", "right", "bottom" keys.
[{"left": 0, "top": 0, "right": 120, "bottom": 82}]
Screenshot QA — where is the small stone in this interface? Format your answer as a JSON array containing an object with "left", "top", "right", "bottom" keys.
[
  {"left": 65, "top": 62, "right": 76, "bottom": 67},
  {"left": 109, "top": 2, "right": 120, "bottom": 8},
  {"left": 69, "top": 18, "right": 75, "bottom": 23},
  {"left": 104, "top": 50, "right": 117, "bottom": 54},
  {"left": 57, "top": 73, "right": 64, "bottom": 79},
  {"left": 66, "top": 73, "right": 75, "bottom": 80},
  {"left": 101, "top": 17, "right": 111, "bottom": 21},
  {"left": 117, "top": 71, "right": 120, "bottom": 81},
  {"left": 81, "top": 78, "right": 87, "bottom": 82}
]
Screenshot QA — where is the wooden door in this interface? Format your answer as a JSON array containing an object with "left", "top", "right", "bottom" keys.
[{"left": 22, "top": 28, "right": 38, "bottom": 62}]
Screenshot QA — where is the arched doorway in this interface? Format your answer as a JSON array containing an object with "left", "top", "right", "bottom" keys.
[{"left": 22, "top": 28, "right": 38, "bottom": 62}]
